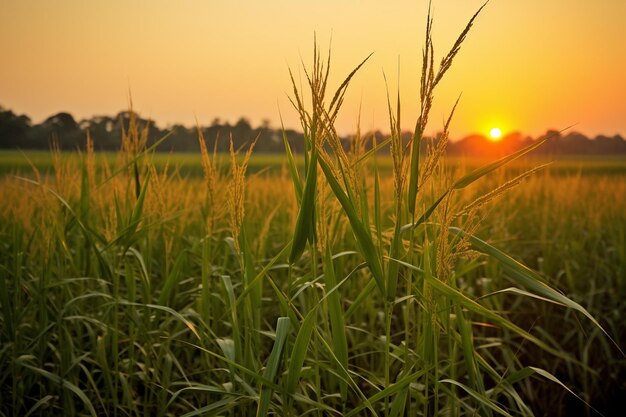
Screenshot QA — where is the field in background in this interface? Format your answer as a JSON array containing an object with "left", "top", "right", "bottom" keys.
[
  {"left": 0, "top": 148, "right": 624, "bottom": 416},
  {"left": 2, "top": 149, "right": 626, "bottom": 176}
]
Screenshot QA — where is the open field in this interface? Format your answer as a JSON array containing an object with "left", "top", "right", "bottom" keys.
[
  {"left": 2, "top": 149, "right": 626, "bottom": 177},
  {"left": 0, "top": 144, "right": 624, "bottom": 416},
  {"left": 1, "top": 9, "right": 625, "bottom": 415}
]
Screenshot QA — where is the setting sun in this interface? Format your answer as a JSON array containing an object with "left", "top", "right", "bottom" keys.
[{"left": 489, "top": 127, "right": 502, "bottom": 140}]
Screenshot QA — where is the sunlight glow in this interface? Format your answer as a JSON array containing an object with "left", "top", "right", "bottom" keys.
[{"left": 489, "top": 127, "right": 502, "bottom": 140}]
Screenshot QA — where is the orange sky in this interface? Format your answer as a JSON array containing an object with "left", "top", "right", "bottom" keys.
[{"left": 1, "top": 0, "right": 625, "bottom": 138}]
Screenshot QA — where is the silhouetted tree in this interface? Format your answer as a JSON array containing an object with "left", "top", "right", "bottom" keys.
[
  {"left": 1, "top": 105, "right": 624, "bottom": 155},
  {"left": 32, "top": 112, "right": 81, "bottom": 149},
  {"left": 0, "top": 107, "right": 31, "bottom": 148}
]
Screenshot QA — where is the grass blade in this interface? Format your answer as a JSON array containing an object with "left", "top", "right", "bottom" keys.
[
  {"left": 440, "top": 379, "right": 513, "bottom": 417},
  {"left": 449, "top": 226, "right": 625, "bottom": 357},
  {"left": 389, "top": 257, "right": 579, "bottom": 362},
  {"left": 317, "top": 153, "right": 385, "bottom": 294},
  {"left": 256, "top": 317, "right": 290, "bottom": 417},
  {"left": 323, "top": 247, "right": 349, "bottom": 400},
  {"left": 452, "top": 131, "right": 560, "bottom": 190},
  {"left": 16, "top": 356, "right": 97, "bottom": 417},
  {"left": 286, "top": 309, "right": 316, "bottom": 394},
  {"left": 289, "top": 150, "right": 317, "bottom": 263}
]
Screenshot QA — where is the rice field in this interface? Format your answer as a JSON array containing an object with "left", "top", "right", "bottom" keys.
[
  {"left": 2, "top": 122, "right": 625, "bottom": 417},
  {"left": 1, "top": 10, "right": 625, "bottom": 417},
  {"left": 2, "top": 137, "right": 626, "bottom": 417}
]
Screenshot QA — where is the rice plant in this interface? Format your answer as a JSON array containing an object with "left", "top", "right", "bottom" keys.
[{"left": 0, "top": 3, "right": 624, "bottom": 417}]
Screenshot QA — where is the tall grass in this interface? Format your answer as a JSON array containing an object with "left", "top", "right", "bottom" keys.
[{"left": 1, "top": 4, "right": 624, "bottom": 417}]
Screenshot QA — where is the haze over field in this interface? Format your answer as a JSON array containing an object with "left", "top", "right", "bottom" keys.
[{"left": 1, "top": 0, "right": 625, "bottom": 138}]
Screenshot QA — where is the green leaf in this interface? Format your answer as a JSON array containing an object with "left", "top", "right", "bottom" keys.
[
  {"left": 389, "top": 257, "right": 579, "bottom": 362},
  {"left": 286, "top": 309, "right": 316, "bottom": 394},
  {"left": 180, "top": 396, "right": 241, "bottom": 417},
  {"left": 17, "top": 356, "right": 97, "bottom": 417},
  {"left": 279, "top": 109, "right": 303, "bottom": 202},
  {"left": 344, "top": 369, "right": 429, "bottom": 417},
  {"left": 502, "top": 366, "right": 602, "bottom": 415},
  {"left": 452, "top": 131, "right": 555, "bottom": 190},
  {"left": 440, "top": 379, "right": 513, "bottom": 417},
  {"left": 158, "top": 250, "right": 186, "bottom": 306},
  {"left": 407, "top": 125, "right": 423, "bottom": 217},
  {"left": 256, "top": 317, "right": 290, "bottom": 417},
  {"left": 350, "top": 136, "right": 392, "bottom": 169},
  {"left": 289, "top": 150, "right": 318, "bottom": 263},
  {"left": 323, "top": 247, "right": 348, "bottom": 400},
  {"left": 345, "top": 278, "right": 377, "bottom": 318},
  {"left": 317, "top": 154, "right": 385, "bottom": 295},
  {"left": 449, "top": 226, "right": 625, "bottom": 357},
  {"left": 99, "top": 130, "right": 174, "bottom": 187},
  {"left": 118, "top": 301, "right": 200, "bottom": 339}
]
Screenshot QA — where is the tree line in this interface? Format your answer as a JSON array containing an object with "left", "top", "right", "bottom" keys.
[
  {"left": 1, "top": 106, "right": 625, "bottom": 156},
  {"left": 0, "top": 106, "right": 304, "bottom": 153}
]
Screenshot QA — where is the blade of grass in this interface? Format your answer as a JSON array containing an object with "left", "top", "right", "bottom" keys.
[
  {"left": 99, "top": 130, "right": 173, "bottom": 187},
  {"left": 439, "top": 379, "right": 512, "bottom": 417},
  {"left": 16, "top": 356, "right": 97, "bottom": 417},
  {"left": 344, "top": 369, "right": 430, "bottom": 417},
  {"left": 317, "top": 154, "right": 385, "bottom": 294},
  {"left": 256, "top": 317, "right": 290, "bottom": 417},
  {"left": 323, "top": 247, "right": 349, "bottom": 401},
  {"left": 279, "top": 108, "right": 303, "bottom": 202},
  {"left": 449, "top": 226, "right": 625, "bottom": 357},
  {"left": 389, "top": 257, "right": 580, "bottom": 362},
  {"left": 452, "top": 130, "right": 562, "bottom": 190},
  {"left": 289, "top": 149, "right": 318, "bottom": 263},
  {"left": 285, "top": 309, "right": 316, "bottom": 395}
]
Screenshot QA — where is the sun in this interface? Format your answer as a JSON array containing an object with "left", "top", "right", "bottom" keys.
[{"left": 489, "top": 127, "right": 502, "bottom": 140}]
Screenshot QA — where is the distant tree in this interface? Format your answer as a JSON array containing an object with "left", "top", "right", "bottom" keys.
[
  {"left": 562, "top": 132, "right": 591, "bottom": 154},
  {"left": 0, "top": 108, "right": 32, "bottom": 148},
  {"left": 594, "top": 134, "right": 626, "bottom": 154},
  {"left": 539, "top": 129, "right": 564, "bottom": 155},
  {"left": 85, "top": 115, "right": 119, "bottom": 150},
  {"left": 43, "top": 112, "right": 78, "bottom": 131},
  {"left": 231, "top": 117, "right": 253, "bottom": 149},
  {"left": 166, "top": 124, "right": 196, "bottom": 152},
  {"left": 35, "top": 112, "right": 82, "bottom": 149},
  {"left": 2, "top": 105, "right": 625, "bottom": 155}
]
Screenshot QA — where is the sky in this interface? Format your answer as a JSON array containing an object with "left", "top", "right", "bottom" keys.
[{"left": 1, "top": 0, "right": 625, "bottom": 139}]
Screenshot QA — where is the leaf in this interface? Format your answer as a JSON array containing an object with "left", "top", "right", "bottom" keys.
[
  {"left": 440, "top": 379, "right": 513, "bottom": 417},
  {"left": 157, "top": 250, "right": 186, "bottom": 306},
  {"left": 24, "top": 395, "right": 55, "bottom": 417},
  {"left": 345, "top": 278, "right": 377, "bottom": 318},
  {"left": 389, "top": 257, "right": 579, "bottom": 362},
  {"left": 323, "top": 247, "right": 348, "bottom": 400},
  {"left": 99, "top": 130, "right": 174, "bottom": 187},
  {"left": 285, "top": 309, "right": 316, "bottom": 394},
  {"left": 256, "top": 317, "right": 290, "bottom": 417},
  {"left": 180, "top": 396, "right": 241, "bottom": 417},
  {"left": 16, "top": 356, "right": 97, "bottom": 417},
  {"left": 503, "top": 366, "right": 603, "bottom": 415},
  {"left": 279, "top": 109, "right": 303, "bottom": 202},
  {"left": 118, "top": 301, "right": 200, "bottom": 339},
  {"left": 350, "top": 136, "right": 392, "bottom": 168},
  {"left": 449, "top": 226, "right": 625, "bottom": 357},
  {"left": 452, "top": 131, "right": 558, "bottom": 190},
  {"left": 344, "top": 369, "right": 429, "bottom": 417},
  {"left": 289, "top": 150, "right": 318, "bottom": 263},
  {"left": 317, "top": 154, "right": 385, "bottom": 295}
]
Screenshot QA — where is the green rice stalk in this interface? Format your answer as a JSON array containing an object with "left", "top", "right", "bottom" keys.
[
  {"left": 322, "top": 246, "right": 349, "bottom": 402},
  {"left": 256, "top": 317, "right": 290, "bottom": 417}
]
